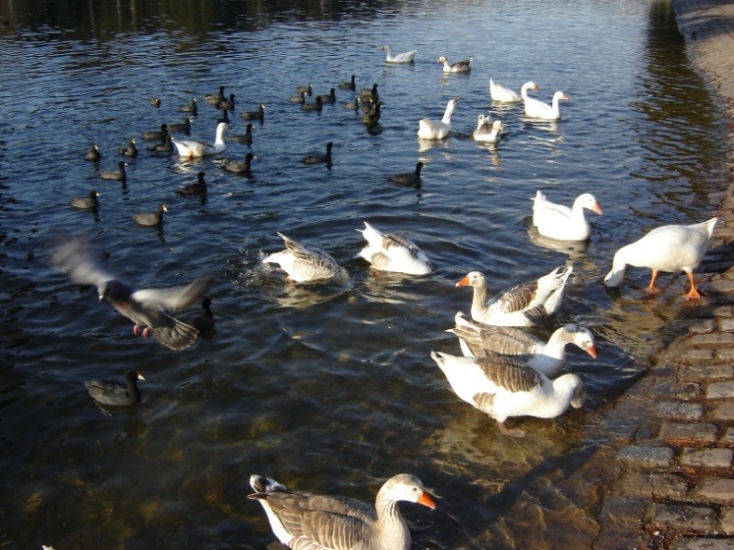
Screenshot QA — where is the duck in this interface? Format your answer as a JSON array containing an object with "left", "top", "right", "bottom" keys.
[
  {"left": 205, "top": 86, "right": 226, "bottom": 105},
  {"left": 472, "top": 116, "right": 503, "bottom": 143},
  {"left": 223, "top": 152, "right": 256, "bottom": 176},
  {"left": 317, "top": 88, "right": 337, "bottom": 104},
  {"left": 301, "top": 96, "right": 323, "bottom": 112},
  {"left": 448, "top": 311, "right": 597, "bottom": 378},
  {"left": 241, "top": 103, "right": 265, "bottom": 121},
  {"left": 179, "top": 97, "right": 198, "bottom": 115},
  {"left": 531, "top": 190, "right": 603, "bottom": 242},
  {"left": 417, "top": 97, "right": 459, "bottom": 140},
  {"left": 289, "top": 91, "right": 307, "bottom": 103},
  {"left": 216, "top": 93, "right": 236, "bottom": 111},
  {"left": 71, "top": 190, "right": 100, "bottom": 210},
  {"left": 357, "top": 222, "right": 432, "bottom": 275},
  {"left": 99, "top": 161, "right": 128, "bottom": 183},
  {"left": 229, "top": 123, "right": 253, "bottom": 145},
  {"left": 456, "top": 266, "right": 572, "bottom": 327},
  {"left": 604, "top": 217, "right": 718, "bottom": 300},
  {"left": 142, "top": 123, "right": 168, "bottom": 141},
  {"left": 302, "top": 142, "right": 333, "bottom": 166},
  {"left": 176, "top": 172, "right": 208, "bottom": 196},
  {"left": 249, "top": 473, "right": 435, "bottom": 550},
  {"left": 172, "top": 122, "right": 228, "bottom": 159},
  {"left": 430, "top": 350, "right": 586, "bottom": 437},
  {"left": 150, "top": 97, "right": 161, "bottom": 108},
  {"left": 382, "top": 44, "right": 417, "bottom": 63},
  {"left": 147, "top": 134, "right": 173, "bottom": 153},
  {"left": 133, "top": 204, "right": 167, "bottom": 227},
  {"left": 359, "top": 83, "right": 379, "bottom": 101},
  {"left": 84, "top": 144, "right": 101, "bottom": 162},
  {"left": 118, "top": 138, "right": 138, "bottom": 158},
  {"left": 339, "top": 74, "right": 356, "bottom": 91},
  {"left": 167, "top": 117, "right": 191, "bottom": 135},
  {"left": 84, "top": 370, "right": 145, "bottom": 406},
  {"left": 262, "top": 232, "right": 348, "bottom": 284},
  {"left": 344, "top": 97, "right": 362, "bottom": 110},
  {"left": 437, "top": 55, "right": 472, "bottom": 73},
  {"left": 388, "top": 161, "right": 424, "bottom": 189},
  {"left": 362, "top": 101, "right": 382, "bottom": 126},
  {"left": 192, "top": 297, "right": 216, "bottom": 335},
  {"left": 524, "top": 85, "right": 568, "bottom": 120},
  {"left": 296, "top": 83, "right": 313, "bottom": 96},
  {"left": 489, "top": 78, "right": 521, "bottom": 103}
]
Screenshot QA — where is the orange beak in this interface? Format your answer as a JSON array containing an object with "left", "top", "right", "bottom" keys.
[
  {"left": 455, "top": 276, "right": 470, "bottom": 287},
  {"left": 586, "top": 345, "right": 598, "bottom": 359},
  {"left": 593, "top": 203, "right": 603, "bottom": 215},
  {"left": 418, "top": 491, "right": 436, "bottom": 510}
]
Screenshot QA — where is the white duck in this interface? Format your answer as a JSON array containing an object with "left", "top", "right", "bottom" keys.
[
  {"left": 489, "top": 78, "right": 521, "bottom": 103},
  {"left": 524, "top": 85, "right": 568, "bottom": 120},
  {"left": 382, "top": 45, "right": 416, "bottom": 63},
  {"left": 472, "top": 116, "right": 503, "bottom": 143},
  {"left": 437, "top": 55, "right": 472, "bottom": 73},
  {"left": 431, "top": 350, "right": 586, "bottom": 437},
  {"left": 455, "top": 267, "right": 572, "bottom": 327},
  {"left": 448, "top": 311, "right": 597, "bottom": 378},
  {"left": 263, "top": 232, "right": 348, "bottom": 284},
  {"left": 172, "top": 122, "right": 228, "bottom": 159},
  {"left": 604, "top": 217, "right": 717, "bottom": 300},
  {"left": 531, "top": 190, "right": 603, "bottom": 242},
  {"left": 417, "top": 97, "right": 459, "bottom": 140},
  {"left": 248, "top": 473, "right": 435, "bottom": 550},
  {"left": 357, "top": 222, "right": 432, "bottom": 275}
]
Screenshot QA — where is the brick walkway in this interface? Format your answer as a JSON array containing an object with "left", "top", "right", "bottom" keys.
[{"left": 593, "top": 1, "right": 734, "bottom": 548}]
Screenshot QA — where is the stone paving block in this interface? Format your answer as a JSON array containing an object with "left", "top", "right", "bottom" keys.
[
  {"left": 680, "top": 365, "right": 734, "bottom": 383},
  {"left": 710, "top": 401, "right": 734, "bottom": 422},
  {"left": 687, "top": 333, "right": 734, "bottom": 346},
  {"left": 675, "top": 348, "right": 716, "bottom": 364},
  {"left": 692, "top": 478, "right": 734, "bottom": 505},
  {"left": 680, "top": 447, "right": 733, "bottom": 469},
  {"left": 721, "top": 428, "right": 734, "bottom": 446},
  {"left": 647, "top": 502, "right": 716, "bottom": 531},
  {"left": 657, "top": 400, "right": 704, "bottom": 421},
  {"left": 618, "top": 445, "right": 675, "bottom": 469},
  {"left": 676, "top": 382, "right": 705, "bottom": 401},
  {"left": 706, "top": 279, "right": 734, "bottom": 293},
  {"left": 720, "top": 317, "right": 734, "bottom": 332},
  {"left": 661, "top": 422, "right": 719, "bottom": 445},
  {"left": 688, "top": 319, "right": 718, "bottom": 333},
  {"left": 670, "top": 538, "right": 734, "bottom": 550},
  {"left": 722, "top": 507, "right": 734, "bottom": 534},
  {"left": 707, "top": 381, "right": 734, "bottom": 399}
]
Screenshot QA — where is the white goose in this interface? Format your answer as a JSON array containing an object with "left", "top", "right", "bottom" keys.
[
  {"left": 382, "top": 45, "right": 416, "bottom": 64},
  {"left": 172, "top": 122, "right": 228, "bottom": 159},
  {"left": 263, "top": 233, "right": 348, "bottom": 284},
  {"left": 431, "top": 350, "right": 586, "bottom": 437},
  {"left": 489, "top": 78, "right": 521, "bottom": 103},
  {"left": 448, "top": 311, "right": 597, "bottom": 378},
  {"left": 472, "top": 116, "right": 503, "bottom": 143},
  {"left": 417, "top": 97, "right": 459, "bottom": 140},
  {"left": 532, "top": 190, "right": 603, "bottom": 242},
  {"left": 248, "top": 473, "right": 436, "bottom": 550},
  {"left": 456, "top": 267, "right": 572, "bottom": 327},
  {"left": 357, "top": 222, "right": 432, "bottom": 275},
  {"left": 437, "top": 55, "right": 472, "bottom": 73},
  {"left": 524, "top": 85, "right": 568, "bottom": 120},
  {"left": 604, "top": 217, "right": 717, "bottom": 300}
]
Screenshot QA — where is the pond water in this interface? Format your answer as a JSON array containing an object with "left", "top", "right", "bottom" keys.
[{"left": 0, "top": 0, "right": 730, "bottom": 548}]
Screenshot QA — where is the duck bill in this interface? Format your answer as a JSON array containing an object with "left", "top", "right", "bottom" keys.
[
  {"left": 593, "top": 203, "right": 603, "bottom": 215},
  {"left": 586, "top": 345, "right": 598, "bottom": 359},
  {"left": 418, "top": 491, "right": 436, "bottom": 510},
  {"left": 455, "top": 276, "right": 470, "bottom": 287}
]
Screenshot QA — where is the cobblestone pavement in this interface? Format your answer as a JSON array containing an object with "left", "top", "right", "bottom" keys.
[{"left": 593, "top": 1, "right": 734, "bottom": 548}]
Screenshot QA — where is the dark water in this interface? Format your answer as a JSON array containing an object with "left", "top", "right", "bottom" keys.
[{"left": 0, "top": 0, "right": 729, "bottom": 548}]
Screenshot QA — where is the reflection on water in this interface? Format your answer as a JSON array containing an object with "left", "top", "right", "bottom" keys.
[{"left": 0, "top": 0, "right": 730, "bottom": 547}]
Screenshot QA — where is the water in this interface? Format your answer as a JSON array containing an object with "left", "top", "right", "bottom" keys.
[{"left": 0, "top": 0, "right": 729, "bottom": 548}]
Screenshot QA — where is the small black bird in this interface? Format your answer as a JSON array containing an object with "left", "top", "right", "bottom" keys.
[
  {"left": 85, "top": 370, "right": 145, "bottom": 406},
  {"left": 389, "top": 162, "right": 424, "bottom": 189},
  {"left": 180, "top": 97, "right": 198, "bottom": 115},
  {"left": 133, "top": 204, "right": 167, "bottom": 227},
  {"left": 118, "top": 138, "right": 138, "bottom": 158},
  {"left": 99, "top": 161, "right": 128, "bottom": 184},
  {"left": 177, "top": 172, "right": 208, "bottom": 196},
  {"left": 223, "top": 153, "right": 256, "bottom": 177},
  {"left": 193, "top": 297, "right": 216, "bottom": 335},
  {"left": 142, "top": 123, "right": 168, "bottom": 141},
  {"left": 241, "top": 104, "right": 265, "bottom": 121},
  {"left": 302, "top": 142, "right": 333, "bottom": 167},
  {"left": 84, "top": 144, "right": 101, "bottom": 162},
  {"left": 71, "top": 190, "right": 100, "bottom": 210},
  {"left": 229, "top": 123, "right": 253, "bottom": 146}
]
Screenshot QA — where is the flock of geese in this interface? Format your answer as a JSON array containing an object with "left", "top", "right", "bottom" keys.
[{"left": 56, "top": 43, "right": 722, "bottom": 550}]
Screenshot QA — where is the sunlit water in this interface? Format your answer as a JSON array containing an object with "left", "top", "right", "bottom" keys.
[{"left": 0, "top": 0, "right": 729, "bottom": 548}]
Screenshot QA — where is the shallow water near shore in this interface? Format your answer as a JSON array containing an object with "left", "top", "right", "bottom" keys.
[{"left": 0, "top": 0, "right": 730, "bottom": 548}]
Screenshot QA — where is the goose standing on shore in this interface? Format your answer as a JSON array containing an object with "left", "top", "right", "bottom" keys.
[
  {"left": 172, "top": 122, "right": 227, "bottom": 159},
  {"left": 430, "top": 350, "right": 586, "bottom": 437},
  {"left": 248, "top": 473, "right": 435, "bottom": 550},
  {"left": 456, "top": 266, "right": 572, "bottom": 327},
  {"left": 604, "top": 217, "right": 718, "bottom": 300},
  {"left": 531, "top": 191, "right": 602, "bottom": 242}
]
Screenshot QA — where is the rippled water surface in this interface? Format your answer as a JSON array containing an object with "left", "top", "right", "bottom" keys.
[{"left": 0, "top": 0, "right": 729, "bottom": 548}]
